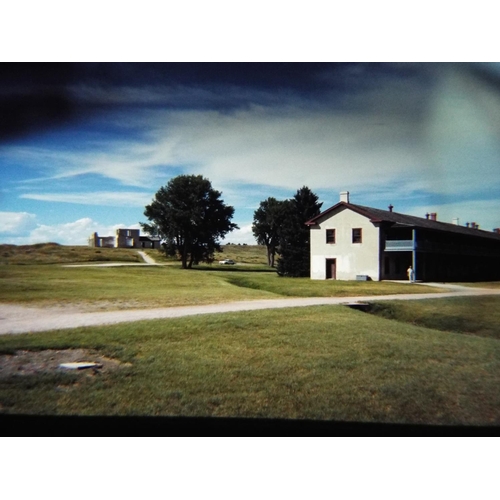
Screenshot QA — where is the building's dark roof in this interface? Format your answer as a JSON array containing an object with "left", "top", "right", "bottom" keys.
[
  {"left": 139, "top": 236, "right": 161, "bottom": 241},
  {"left": 306, "top": 201, "right": 500, "bottom": 241}
]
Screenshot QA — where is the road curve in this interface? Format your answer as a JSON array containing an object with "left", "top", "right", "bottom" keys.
[{"left": 1, "top": 284, "right": 499, "bottom": 335}]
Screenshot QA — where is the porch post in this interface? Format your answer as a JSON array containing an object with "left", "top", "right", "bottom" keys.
[{"left": 412, "top": 229, "right": 417, "bottom": 280}]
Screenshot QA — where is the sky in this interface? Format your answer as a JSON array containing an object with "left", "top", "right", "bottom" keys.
[{"left": 1, "top": 62, "right": 500, "bottom": 246}]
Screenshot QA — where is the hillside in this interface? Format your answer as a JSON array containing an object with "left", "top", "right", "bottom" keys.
[{"left": 0, "top": 243, "right": 142, "bottom": 265}]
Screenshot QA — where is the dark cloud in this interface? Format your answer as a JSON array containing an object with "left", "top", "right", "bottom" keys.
[
  {"left": 0, "top": 62, "right": 436, "bottom": 141},
  {"left": 3, "top": 62, "right": 497, "bottom": 149}
]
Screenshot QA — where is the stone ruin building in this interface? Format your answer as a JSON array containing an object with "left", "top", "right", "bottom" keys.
[{"left": 88, "top": 229, "right": 161, "bottom": 249}]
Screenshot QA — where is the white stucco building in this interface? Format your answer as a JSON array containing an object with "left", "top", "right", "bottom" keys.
[{"left": 306, "top": 191, "right": 500, "bottom": 282}]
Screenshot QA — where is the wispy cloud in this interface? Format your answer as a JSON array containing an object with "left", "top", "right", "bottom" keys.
[
  {"left": 6, "top": 141, "right": 171, "bottom": 188},
  {"left": 68, "top": 83, "right": 300, "bottom": 109},
  {"left": 20, "top": 191, "right": 153, "bottom": 207}
]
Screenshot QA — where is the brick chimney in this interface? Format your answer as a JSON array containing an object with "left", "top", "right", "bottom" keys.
[
  {"left": 340, "top": 191, "right": 350, "bottom": 203},
  {"left": 494, "top": 228, "right": 500, "bottom": 234},
  {"left": 429, "top": 212, "right": 437, "bottom": 221}
]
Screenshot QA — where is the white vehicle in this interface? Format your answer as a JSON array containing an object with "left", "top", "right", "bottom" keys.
[{"left": 219, "top": 259, "right": 235, "bottom": 265}]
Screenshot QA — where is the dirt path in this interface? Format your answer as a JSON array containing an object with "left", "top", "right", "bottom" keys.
[
  {"left": 137, "top": 251, "right": 157, "bottom": 264},
  {"left": 1, "top": 284, "right": 499, "bottom": 335}
]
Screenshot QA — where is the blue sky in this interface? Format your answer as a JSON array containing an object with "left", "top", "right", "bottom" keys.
[{"left": 1, "top": 62, "right": 500, "bottom": 245}]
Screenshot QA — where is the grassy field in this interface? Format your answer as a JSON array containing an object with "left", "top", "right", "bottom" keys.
[
  {"left": 1, "top": 296, "right": 499, "bottom": 425},
  {"left": 0, "top": 243, "right": 439, "bottom": 310},
  {"left": 0, "top": 263, "right": 437, "bottom": 310},
  {"left": 0, "top": 243, "right": 498, "bottom": 424},
  {"left": 214, "top": 244, "right": 269, "bottom": 265}
]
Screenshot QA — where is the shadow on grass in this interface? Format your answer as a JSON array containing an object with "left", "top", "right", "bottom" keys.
[
  {"left": 366, "top": 300, "right": 500, "bottom": 340},
  {"left": 192, "top": 266, "right": 276, "bottom": 274}
]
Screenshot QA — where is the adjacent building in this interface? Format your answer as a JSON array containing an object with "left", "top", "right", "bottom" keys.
[
  {"left": 306, "top": 192, "right": 500, "bottom": 282},
  {"left": 88, "top": 229, "right": 161, "bottom": 249}
]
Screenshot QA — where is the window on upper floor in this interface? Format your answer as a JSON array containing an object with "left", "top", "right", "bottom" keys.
[
  {"left": 326, "top": 229, "right": 336, "bottom": 244},
  {"left": 352, "top": 228, "right": 362, "bottom": 243}
]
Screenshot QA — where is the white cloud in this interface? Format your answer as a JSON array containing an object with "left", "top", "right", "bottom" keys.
[
  {"left": 0, "top": 213, "right": 252, "bottom": 247},
  {"left": 20, "top": 191, "right": 153, "bottom": 207},
  {"left": 0, "top": 216, "right": 142, "bottom": 246},
  {"left": 222, "top": 223, "right": 256, "bottom": 245},
  {"left": 0, "top": 211, "right": 37, "bottom": 235}
]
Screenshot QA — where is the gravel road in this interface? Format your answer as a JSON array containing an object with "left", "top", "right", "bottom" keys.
[{"left": 1, "top": 284, "right": 499, "bottom": 335}]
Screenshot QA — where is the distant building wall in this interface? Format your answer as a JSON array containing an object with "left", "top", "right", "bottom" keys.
[
  {"left": 99, "top": 236, "right": 115, "bottom": 248},
  {"left": 139, "top": 237, "right": 162, "bottom": 249},
  {"left": 115, "top": 228, "right": 141, "bottom": 248},
  {"left": 88, "top": 232, "right": 114, "bottom": 248},
  {"left": 88, "top": 232, "right": 99, "bottom": 247},
  {"left": 89, "top": 229, "right": 152, "bottom": 249}
]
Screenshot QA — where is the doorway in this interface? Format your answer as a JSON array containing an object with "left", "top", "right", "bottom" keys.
[{"left": 326, "top": 258, "right": 336, "bottom": 280}]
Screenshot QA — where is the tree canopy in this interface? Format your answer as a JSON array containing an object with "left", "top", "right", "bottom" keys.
[
  {"left": 252, "top": 197, "right": 286, "bottom": 267},
  {"left": 252, "top": 186, "right": 322, "bottom": 276},
  {"left": 141, "top": 175, "right": 238, "bottom": 269},
  {"left": 276, "top": 186, "right": 323, "bottom": 277}
]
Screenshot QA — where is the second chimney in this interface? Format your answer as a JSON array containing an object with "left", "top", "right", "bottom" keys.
[
  {"left": 429, "top": 212, "right": 437, "bottom": 221},
  {"left": 340, "top": 191, "right": 350, "bottom": 203}
]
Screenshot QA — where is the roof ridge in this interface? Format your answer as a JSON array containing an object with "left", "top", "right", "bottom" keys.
[{"left": 306, "top": 201, "right": 500, "bottom": 241}]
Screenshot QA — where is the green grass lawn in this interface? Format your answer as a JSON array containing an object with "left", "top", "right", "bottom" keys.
[
  {"left": 1, "top": 296, "right": 499, "bottom": 425},
  {"left": 210, "top": 270, "right": 439, "bottom": 297},
  {"left": 0, "top": 265, "right": 280, "bottom": 310},
  {"left": 0, "top": 264, "right": 437, "bottom": 310}
]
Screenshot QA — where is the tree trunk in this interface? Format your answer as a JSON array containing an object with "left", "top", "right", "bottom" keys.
[
  {"left": 181, "top": 243, "right": 188, "bottom": 269},
  {"left": 267, "top": 246, "right": 276, "bottom": 267}
]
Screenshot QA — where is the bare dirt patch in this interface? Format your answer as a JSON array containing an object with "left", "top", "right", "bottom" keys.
[{"left": 0, "top": 348, "right": 131, "bottom": 378}]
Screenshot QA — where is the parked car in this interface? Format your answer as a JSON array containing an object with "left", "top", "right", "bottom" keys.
[{"left": 219, "top": 259, "right": 235, "bottom": 265}]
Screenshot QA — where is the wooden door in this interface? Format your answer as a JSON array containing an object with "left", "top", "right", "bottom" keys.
[{"left": 326, "top": 259, "right": 336, "bottom": 280}]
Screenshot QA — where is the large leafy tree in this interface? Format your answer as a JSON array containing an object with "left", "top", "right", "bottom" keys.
[
  {"left": 252, "top": 197, "right": 286, "bottom": 267},
  {"left": 141, "top": 175, "right": 238, "bottom": 269},
  {"left": 276, "top": 186, "right": 322, "bottom": 277}
]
